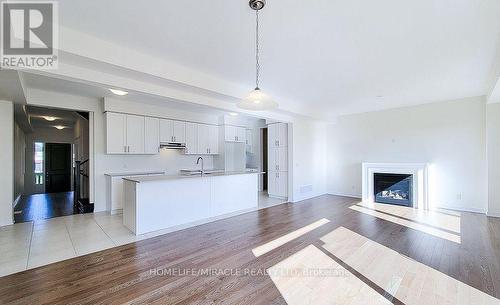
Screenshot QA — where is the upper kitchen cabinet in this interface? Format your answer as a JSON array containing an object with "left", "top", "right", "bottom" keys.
[
  {"left": 106, "top": 112, "right": 126, "bottom": 154},
  {"left": 144, "top": 117, "right": 160, "bottom": 154},
  {"left": 268, "top": 122, "right": 288, "bottom": 147},
  {"left": 184, "top": 122, "right": 198, "bottom": 155},
  {"left": 105, "top": 112, "right": 145, "bottom": 154},
  {"left": 208, "top": 125, "right": 219, "bottom": 154},
  {"left": 224, "top": 125, "right": 246, "bottom": 143},
  {"left": 197, "top": 124, "right": 219, "bottom": 154},
  {"left": 160, "top": 119, "right": 186, "bottom": 143},
  {"left": 126, "top": 115, "right": 145, "bottom": 153}
]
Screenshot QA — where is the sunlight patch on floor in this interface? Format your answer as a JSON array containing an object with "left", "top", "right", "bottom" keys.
[
  {"left": 320, "top": 227, "right": 498, "bottom": 305},
  {"left": 268, "top": 245, "right": 392, "bottom": 305},
  {"left": 350, "top": 203, "right": 461, "bottom": 244},
  {"left": 252, "top": 218, "right": 330, "bottom": 257}
]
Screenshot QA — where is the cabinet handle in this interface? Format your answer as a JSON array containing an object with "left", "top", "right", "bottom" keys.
[
  {"left": 124, "top": 146, "right": 127, "bottom": 153},
  {"left": 277, "top": 140, "right": 280, "bottom": 146}
]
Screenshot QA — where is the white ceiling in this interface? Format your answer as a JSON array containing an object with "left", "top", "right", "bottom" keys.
[{"left": 57, "top": 0, "right": 500, "bottom": 116}]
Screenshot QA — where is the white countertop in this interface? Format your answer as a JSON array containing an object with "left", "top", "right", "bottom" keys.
[
  {"left": 104, "top": 171, "right": 165, "bottom": 177},
  {"left": 123, "top": 170, "right": 264, "bottom": 183}
]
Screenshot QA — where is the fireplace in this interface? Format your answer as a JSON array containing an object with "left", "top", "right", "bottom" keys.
[{"left": 374, "top": 173, "right": 413, "bottom": 207}]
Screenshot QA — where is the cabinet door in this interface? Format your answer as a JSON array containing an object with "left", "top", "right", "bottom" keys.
[
  {"left": 126, "top": 115, "right": 145, "bottom": 154},
  {"left": 236, "top": 127, "right": 246, "bottom": 143},
  {"left": 268, "top": 123, "right": 278, "bottom": 147},
  {"left": 209, "top": 125, "right": 219, "bottom": 154},
  {"left": 268, "top": 148, "right": 277, "bottom": 172},
  {"left": 278, "top": 123, "right": 288, "bottom": 147},
  {"left": 268, "top": 171, "right": 278, "bottom": 197},
  {"left": 172, "top": 121, "right": 186, "bottom": 143},
  {"left": 106, "top": 112, "right": 127, "bottom": 154},
  {"left": 245, "top": 129, "right": 252, "bottom": 146},
  {"left": 277, "top": 147, "right": 288, "bottom": 171},
  {"left": 185, "top": 122, "right": 198, "bottom": 154},
  {"left": 159, "top": 119, "right": 173, "bottom": 143},
  {"left": 225, "top": 125, "right": 236, "bottom": 142},
  {"left": 277, "top": 172, "right": 288, "bottom": 197},
  {"left": 197, "top": 124, "right": 210, "bottom": 154},
  {"left": 144, "top": 117, "right": 159, "bottom": 154}
]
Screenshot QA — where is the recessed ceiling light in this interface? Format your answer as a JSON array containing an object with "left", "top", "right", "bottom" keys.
[
  {"left": 43, "top": 116, "right": 56, "bottom": 121},
  {"left": 376, "top": 95, "right": 384, "bottom": 98},
  {"left": 54, "top": 125, "right": 65, "bottom": 130},
  {"left": 229, "top": 112, "right": 239, "bottom": 116},
  {"left": 109, "top": 88, "right": 128, "bottom": 96}
]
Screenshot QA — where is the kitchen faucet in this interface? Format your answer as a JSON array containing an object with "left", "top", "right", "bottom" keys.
[{"left": 196, "top": 157, "right": 204, "bottom": 175}]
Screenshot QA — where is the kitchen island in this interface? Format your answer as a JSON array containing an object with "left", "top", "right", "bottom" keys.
[{"left": 122, "top": 171, "right": 261, "bottom": 235}]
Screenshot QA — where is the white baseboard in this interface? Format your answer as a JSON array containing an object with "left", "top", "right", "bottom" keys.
[
  {"left": 291, "top": 192, "right": 328, "bottom": 203},
  {"left": 328, "top": 192, "right": 362, "bottom": 199},
  {"left": 487, "top": 211, "right": 500, "bottom": 218},
  {"left": 433, "top": 204, "right": 486, "bottom": 215}
]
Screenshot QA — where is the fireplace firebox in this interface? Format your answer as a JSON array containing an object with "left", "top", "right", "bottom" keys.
[{"left": 374, "top": 173, "right": 413, "bottom": 207}]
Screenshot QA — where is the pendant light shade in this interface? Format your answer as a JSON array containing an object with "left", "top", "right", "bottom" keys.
[
  {"left": 238, "top": 88, "right": 278, "bottom": 111},
  {"left": 237, "top": 0, "right": 277, "bottom": 111}
]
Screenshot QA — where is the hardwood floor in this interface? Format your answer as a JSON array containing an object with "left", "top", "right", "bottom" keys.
[
  {"left": 1, "top": 195, "right": 499, "bottom": 304},
  {"left": 14, "top": 192, "right": 75, "bottom": 223}
]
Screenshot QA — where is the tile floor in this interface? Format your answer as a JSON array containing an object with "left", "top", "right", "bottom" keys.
[{"left": 0, "top": 192, "right": 288, "bottom": 277}]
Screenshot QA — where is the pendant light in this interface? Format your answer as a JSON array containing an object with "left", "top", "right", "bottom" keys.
[{"left": 237, "top": 0, "right": 278, "bottom": 111}]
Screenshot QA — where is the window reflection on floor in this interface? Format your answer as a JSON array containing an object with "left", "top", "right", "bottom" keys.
[
  {"left": 268, "top": 244, "right": 391, "bottom": 305},
  {"left": 350, "top": 202, "right": 461, "bottom": 243},
  {"left": 252, "top": 218, "right": 330, "bottom": 257},
  {"left": 320, "top": 227, "right": 498, "bottom": 305}
]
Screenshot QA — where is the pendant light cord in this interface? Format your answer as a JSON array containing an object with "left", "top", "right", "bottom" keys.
[{"left": 255, "top": 10, "right": 260, "bottom": 89}]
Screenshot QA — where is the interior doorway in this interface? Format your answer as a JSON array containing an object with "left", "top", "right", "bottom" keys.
[{"left": 13, "top": 106, "right": 91, "bottom": 223}]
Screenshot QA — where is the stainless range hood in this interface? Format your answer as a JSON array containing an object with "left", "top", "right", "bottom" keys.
[{"left": 160, "top": 142, "right": 186, "bottom": 149}]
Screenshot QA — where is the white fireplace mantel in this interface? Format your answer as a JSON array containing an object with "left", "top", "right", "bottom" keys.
[{"left": 362, "top": 163, "right": 429, "bottom": 209}]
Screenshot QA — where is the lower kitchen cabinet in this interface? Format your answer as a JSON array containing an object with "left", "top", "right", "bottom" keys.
[{"left": 268, "top": 171, "right": 288, "bottom": 198}]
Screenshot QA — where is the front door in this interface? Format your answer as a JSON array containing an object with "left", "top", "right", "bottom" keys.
[{"left": 45, "top": 143, "right": 72, "bottom": 193}]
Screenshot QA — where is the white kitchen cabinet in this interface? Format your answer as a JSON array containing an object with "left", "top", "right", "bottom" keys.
[
  {"left": 144, "top": 117, "right": 160, "bottom": 154},
  {"left": 126, "top": 115, "right": 145, "bottom": 154},
  {"left": 185, "top": 122, "right": 198, "bottom": 154},
  {"left": 208, "top": 125, "right": 219, "bottom": 154},
  {"left": 197, "top": 124, "right": 219, "bottom": 155},
  {"left": 106, "top": 112, "right": 127, "bottom": 154},
  {"left": 197, "top": 124, "right": 209, "bottom": 154},
  {"left": 160, "top": 119, "right": 186, "bottom": 143},
  {"left": 172, "top": 121, "right": 186, "bottom": 143},
  {"left": 106, "top": 112, "right": 146, "bottom": 154},
  {"left": 268, "top": 122, "right": 287, "bottom": 147},
  {"left": 268, "top": 171, "right": 287, "bottom": 198},
  {"left": 245, "top": 129, "right": 252, "bottom": 146},
  {"left": 268, "top": 146, "right": 288, "bottom": 172},
  {"left": 245, "top": 129, "right": 253, "bottom": 153},
  {"left": 224, "top": 125, "right": 246, "bottom": 142},
  {"left": 224, "top": 125, "right": 235, "bottom": 142}
]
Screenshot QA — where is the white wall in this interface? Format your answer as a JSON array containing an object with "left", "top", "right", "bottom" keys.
[
  {"left": 290, "top": 120, "right": 328, "bottom": 202},
  {"left": 487, "top": 103, "right": 500, "bottom": 216},
  {"left": 327, "top": 97, "right": 488, "bottom": 213},
  {"left": 0, "top": 101, "right": 14, "bottom": 226},
  {"left": 13, "top": 122, "right": 25, "bottom": 203}
]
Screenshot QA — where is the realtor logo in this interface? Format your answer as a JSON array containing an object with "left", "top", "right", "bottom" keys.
[{"left": 1, "top": 1, "right": 58, "bottom": 69}]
